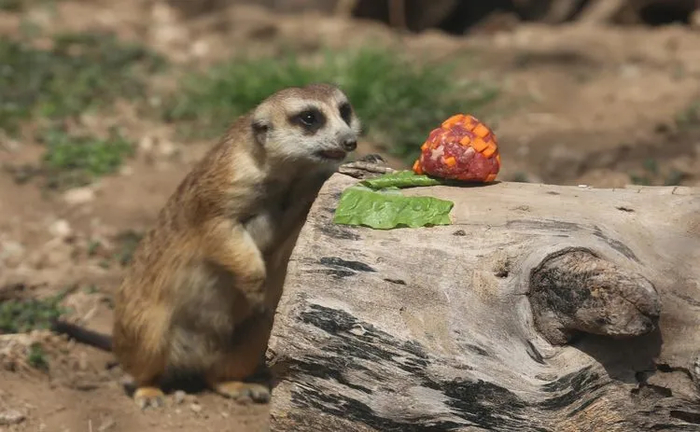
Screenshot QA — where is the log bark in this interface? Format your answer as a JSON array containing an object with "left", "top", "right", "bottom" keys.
[{"left": 265, "top": 163, "right": 700, "bottom": 431}]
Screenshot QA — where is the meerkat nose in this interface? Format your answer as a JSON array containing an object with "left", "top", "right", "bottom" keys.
[{"left": 342, "top": 137, "right": 357, "bottom": 152}]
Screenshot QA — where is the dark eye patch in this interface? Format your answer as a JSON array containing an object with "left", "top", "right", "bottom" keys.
[
  {"left": 339, "top": 102, "right": 352, "bottom": 125},
  {"left": 289, "top": 107, "right": 326, "bottom": 135}
]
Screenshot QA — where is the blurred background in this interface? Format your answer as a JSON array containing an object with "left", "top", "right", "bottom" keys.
[{"left": 0, "top": 1, "right": 700, "bottom": 429}]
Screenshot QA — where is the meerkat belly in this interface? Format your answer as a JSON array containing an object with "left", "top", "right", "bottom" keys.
[
  {"left": 243, "top": 211, "right": 278, "bottom": 255},
  {"left": 166, "top": 262, "right": 251, "bottom": 372}
]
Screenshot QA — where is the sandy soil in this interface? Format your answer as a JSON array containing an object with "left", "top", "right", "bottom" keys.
[{"left": 1, "top": 1, "right": 699, "bottom": 431}]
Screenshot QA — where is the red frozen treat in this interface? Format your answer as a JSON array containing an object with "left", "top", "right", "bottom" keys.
[{"left": 412, "top": 114, "right": 501, "bottom": 183}]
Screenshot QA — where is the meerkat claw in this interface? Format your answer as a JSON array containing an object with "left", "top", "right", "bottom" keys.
[
  {"left": 339, "top": 161, "right": 395, "bottom": 179},
  {"left": 134, "top": 387, "right": 166, "bottom": 410},
  {"left": 356, "top": 153, "right": 387, "bottom": 164},
  {"left": 213, "top": 381, "right": 271, "bottom": 404}
]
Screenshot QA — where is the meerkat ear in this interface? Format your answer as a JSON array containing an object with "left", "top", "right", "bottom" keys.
[{"left": 251, "top": 118, "right": 270, "bottom": 146}]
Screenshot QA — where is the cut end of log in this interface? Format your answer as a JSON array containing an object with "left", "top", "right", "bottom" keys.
[{"left": 528, "top": 247, "right": 661, "bottom": 345}]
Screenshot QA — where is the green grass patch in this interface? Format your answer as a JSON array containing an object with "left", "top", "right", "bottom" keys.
[
  {"left": 0, "top": 292, "right": 66, "bottom": 334},
  {"left": 85, "top": 230, "right": 143, "bottom": 269},
  {"left": 162, "top": 47, "right": 498, "bottom": 164},
  {"left": 113, "top": 230, "right": 143, "bottom": 266},
  {"left": 675, "top": 99, "right": 700, "bottom": 128},
  {"left": 5, "top": 127, "right": 135, "bottom": 189},
  {"left": 0, "top": 31, "right": 166, "bottom": 135},
  {"left": 0, "top": 0, "right": 61, "bottom": 12},
  {"left": 628, "top": 158, "right": 687, "bottom": 186},
  {"left": 39, "top": 126, "right": 134, "bottom": 188},
  {"left": 27, "top": 343, "right": 49, "bottom": 369},
  {"left": 0, "top": 0, "right": 24, "bottom": 11}
]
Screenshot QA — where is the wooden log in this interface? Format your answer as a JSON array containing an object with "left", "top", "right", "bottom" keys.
[{"left": 265, "top": 160, "right": 700, "bottom": 431}]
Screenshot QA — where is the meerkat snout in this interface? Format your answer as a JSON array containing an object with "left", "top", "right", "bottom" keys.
[{"left": 340, "top": 132, "right": 358, "bottom": 152}]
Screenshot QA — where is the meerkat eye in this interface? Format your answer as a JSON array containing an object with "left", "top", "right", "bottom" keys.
[
  {"left": 298, "top": 110, "right": 319, "bottom": 126},
  {"left": 339, "top": 102, "right": 352, "bottom": 125},
  {"left": 291, "top": 107, "right": 326, "bottom": 132}
]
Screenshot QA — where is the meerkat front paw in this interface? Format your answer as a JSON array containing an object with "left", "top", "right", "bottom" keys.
[
  {"left": 356, "top": 153, "right": 387, "bottom": 164},
  {"left": 134, "top": 386, "right": 166, "bottom": 410},
  {"left": 339, "top": 155, "right": 395, "bottom": 179},
  {"left": 212, "top": 381, "right": 271, "bottom": 404}
]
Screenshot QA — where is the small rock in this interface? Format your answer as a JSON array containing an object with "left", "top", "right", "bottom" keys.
[
  {"left": 63, "top": 187, "right": 95, "bottom": 206},
  {"left": 174, "top": 390, "right": 186, "bottom": 405},
  {"left": 0, "top": 409, "right": 25, "bottom": 426},
  {"left": 120, "top": 165, "right": 134, "bottom": 176},
  {"left": 78, "top": 352, "right": 88, "bottom": 371},
  {"left": 49, "top": 219, "right": 72, "bottom": 240},
  {"left": 139, "top": 137, "right": 154, "bottom": 156},
  {"left": 158, "top": 140, "right": 178, "bottom": 158},
  {"left": 0, "top": 240, "right": 25, "bottom": 265},
  {"left": 0, "top": 132, "right": 21, "bottom": 152},
  {"left": 151, "top": 2, "right": 178, "bottom": 23},
  {"left": 98, "top": 417, "right": 116, "bottom": 431},
  {"left": 619, "top": 64, "right": 640, "bottom": 79},
  {"left": 191, "top": 39, "right": 209, "bottom": 57},
  {"left": 28, "top": 238, "right": 73, "bottom": 269},
  {"left": 190, "top": 403, "right": 202, "bottom": 413}
]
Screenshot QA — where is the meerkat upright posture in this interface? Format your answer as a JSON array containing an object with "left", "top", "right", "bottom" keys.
[{"left": 111, "top": 83, "right": 360, "bottom": 409}]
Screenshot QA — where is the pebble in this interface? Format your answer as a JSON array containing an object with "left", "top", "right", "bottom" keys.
[
  {"left": 619, "top": 64, "right": 640, "bottom": 79},
  {"left": 120, "top": 165, "right": 134, "bottom": 176},
  {"left": 0, "top": 240, "right": 25, "bottom": 265},
  {"left": 190, "top": 403, "right": 202, "bottom": 413},
  {"left": 139, "top": 136, "right": 155, "bottom": 153},
  {"left": 49, "top": 219, "right": 72, "bottom": 240},
  {"left": 63, "top": 187, "right": 95, "bottom": 206},
  {"left": 78, "top": 352, "right": 89, "bottom": 371},
  {"left": 0, "top": 409, "right": 25, "bottom": 426},
  {"left": 191, "top": 39, "right": 210, "bottom": 57},
  {"left": 174, "top": 390, "right": 186, "bottom": 405},
  {"left": 98, "top": 417, "right": 116, "bottom": 431},
  {"left": 158, "top": 140, "right": 178, "bottom": 158},
  {"left": 139, "top": 136, "right": 178, "bottom": 160}
]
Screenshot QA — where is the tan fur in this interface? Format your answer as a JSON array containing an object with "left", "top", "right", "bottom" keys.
[{"left": 110, "top": 83, "right": 361, "bottom": 408}]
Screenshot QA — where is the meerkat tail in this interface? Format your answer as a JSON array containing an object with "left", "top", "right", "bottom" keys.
[{"left": 50, "top": 319, "right": 113, "bottom": 351}]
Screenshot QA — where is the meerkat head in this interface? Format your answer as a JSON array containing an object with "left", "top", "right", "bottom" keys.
[{"left": 250, "top": 83, "right": 362, "bottom": 169}]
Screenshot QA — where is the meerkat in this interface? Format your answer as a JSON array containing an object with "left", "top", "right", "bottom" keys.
[{"left": 51, "top": 83, "right": 362, "bottom": 409}]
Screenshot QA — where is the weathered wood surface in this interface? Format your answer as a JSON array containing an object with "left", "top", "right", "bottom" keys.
[{"left": 266, "top": 172, "right": 700, "bottom": 432}]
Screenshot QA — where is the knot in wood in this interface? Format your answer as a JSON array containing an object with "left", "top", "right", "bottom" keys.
[{"left": 528, "top": 247, "right": 661, "bottom": 345}]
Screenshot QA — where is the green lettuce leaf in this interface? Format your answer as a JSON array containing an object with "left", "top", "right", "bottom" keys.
[
  {"left": 333, "top": 185, "right": 453, "bottom": 230},
  {"left": 360, "top": 170, "right": 445, "bottom": 190}
]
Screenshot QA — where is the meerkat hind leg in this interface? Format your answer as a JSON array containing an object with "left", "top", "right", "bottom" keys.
[
  {"left": 206, "top": 313, "right": 274, "bottom": 404},
  {"left": 133, "top": 386, "right": 166, "bottom": 410}
]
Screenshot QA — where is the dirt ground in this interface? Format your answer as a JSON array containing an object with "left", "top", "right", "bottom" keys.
[{"left": 1, "top": 1, "right": 700, "bottom": 431}]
